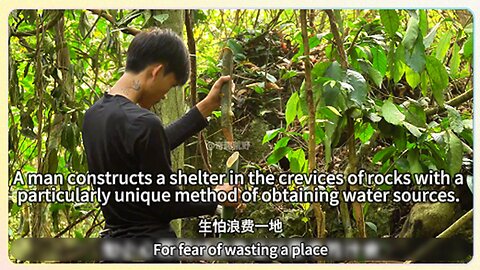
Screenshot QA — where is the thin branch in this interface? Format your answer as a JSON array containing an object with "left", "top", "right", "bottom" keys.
[
  {"left": 88, "top": 9, "right": 141, "bottom": 36},
  {"left": 54, "top": 209, "right": 95, "bottom": 238},
  {"left": 325, "top": 10, "right": 348, "bottom": 69},
  {"left": 426, "top": 89, "right": 473, "bottom": 116}
]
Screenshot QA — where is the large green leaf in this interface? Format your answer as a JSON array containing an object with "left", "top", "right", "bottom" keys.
[
  {"left": 405, "top": 35, "right": 426, "bottom": 73},
  {"left": 402, "top": 12, "right": 420, "bottom": 50},
  {"left": 323, "top": 61, "right": 345, "bottom": 81},
  {"left": 379, "top": 10, "right": 400, "bottom": 37},
  {"left": 446, "top": 130, "right": 463, "bottom": 175},
  {"left": 267, "top": 147, "right": 292, "bottom": 165},
  {"left": 382, "top": 100, "right": 405, "bottom": 125},
  {"left": 435, "top": 31, "right": 452, "bottom": 62},
  {"left": 371, "top": 47, "right": 387, "bottom": 77},
  {"left": 425, "top": 55, "right": 448, "bottom": 107},
  {"left": 405, "top": 66, "right": 420, "bottom": 89},
  {"left": 345, "top": 69, "right": 368, "bottom": 107},
  {"left": 285, "top": 92, "right": 299, "bottom": 126}
]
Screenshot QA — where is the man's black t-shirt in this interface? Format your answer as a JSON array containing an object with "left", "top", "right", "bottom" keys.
[{"left": 82, "top": 92, "right": 217, "bottom": 238}]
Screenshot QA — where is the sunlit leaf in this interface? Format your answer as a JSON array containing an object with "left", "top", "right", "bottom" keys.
[
  {"left": 379, "top": 10, "right": 400, "bottom": 37},
  {"left": 285, "top": 92, "right": 299, "bottom": 126},
  {"left": 402, "top": 12, "right": 419, "bottom": 50},
  {"left": 382, "top": 100, "right": 405, "bottom": 125},
  {"left": 426, "top": 55, "right": 448, "bottom": 107},
  {"left": 435, "top": 31, "right": 453, "bottom": 62}
]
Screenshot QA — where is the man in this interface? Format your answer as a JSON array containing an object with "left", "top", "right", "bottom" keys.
[{"left": 82, "top": 28, "right": 236, "bottom": 239}]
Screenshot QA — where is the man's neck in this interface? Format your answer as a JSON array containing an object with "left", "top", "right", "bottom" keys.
[{"left": 109, "top": 73, "right": 143, "bottom": 104}]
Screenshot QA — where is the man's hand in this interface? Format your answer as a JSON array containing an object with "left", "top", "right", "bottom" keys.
[
  {"left": 196, "top": 76, "right": 233, "bottom": 118},
  {"left": 214, "top": 183, "right": 241, "bottom": 208}
]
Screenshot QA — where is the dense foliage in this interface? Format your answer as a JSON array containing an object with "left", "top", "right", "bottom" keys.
[{"left": 8, "top": 9, "right": 473, "bottom": 243}]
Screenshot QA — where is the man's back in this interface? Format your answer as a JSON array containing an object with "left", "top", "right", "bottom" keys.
[{"left": 82, "top": 92, "right": 217, "bottom": 238}]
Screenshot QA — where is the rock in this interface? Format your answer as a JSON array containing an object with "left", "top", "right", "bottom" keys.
[{"left": 398, "top": 202, "right": 458, "bottom": 238}]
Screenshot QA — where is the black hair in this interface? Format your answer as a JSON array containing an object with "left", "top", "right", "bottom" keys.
[{"left": 125, "top": 28, "right": 190, "bottom": 85}]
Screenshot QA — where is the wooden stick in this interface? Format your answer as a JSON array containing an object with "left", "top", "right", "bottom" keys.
[
  {"left": 220, "top": 48, "right": 234, "bottom": 148},
  {"left": 221, "top": 152, "right": 239, "bottom": 238}
]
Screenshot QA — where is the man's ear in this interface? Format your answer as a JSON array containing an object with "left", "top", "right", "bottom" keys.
[{"left": 151, "top": 64, "right": 165, "bottom": 79}]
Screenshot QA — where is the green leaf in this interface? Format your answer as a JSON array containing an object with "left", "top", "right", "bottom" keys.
[
  {"left": 446, "top": 105, "right": 464, "bottom": 134},
  {"left": 267, "top": 147, "right": 292, "bottom": 165},
  {"left": 365, "top": 221, "right": 378, "bottom": 234},
  {"left": 227, "top": 39, "right": 246, "bottom": 61},
  {"left": 312, "top": 61, "right": 331, "bottom": 78},
  {"left": 462, "top": 35, "right": 473, "bottom": 58},
  {"left": 324, "top": 115, "right": 341, "bottom": 167},
  {"left": 355, "top": 122, "right": 375, "bottom": 143},
  {"left": 446, "top": 130, "right": 463, "bottom": 175},
  {"left": 345, "top": 69, "right": 368, "bottom": 107},
  {"left": 326, "top": 106, "right": 342, "bottom": 117},
  {"left": 405, "top": 103, "right": 427, "bottom": 127},
  {"left": 418, "top": 10, "right": 428, "bottom": 36},
  {"left": 285, "top": 92, "right": 299, "bottom": 126},
  {"left": 153, "top": 14, "right": 169, "bottom": 24},
  {"left": 435, "top": 31, "right": 452, "bottom": 62},
  {"left": 420, "top": 70, "right": 429, "bottom": 96},
  {"left": 382, "top": 100, "right": 405, "bottom": 125},
  {"left": 281, "top": 70, "right": 297, "bottom": 80},
  {"left": 323, "top": 61, "right": 345, "bottom": 81},
  {"left": 359, "top": 60, "right": 383, "bottom": 88},
  {"left": 262, "top": 128, "right": 283, "bottom": 144},
  {"left": 371, "top": 47, "right": 387, "bottom": 77},
  {"left": 402, "top": 12, "right": 420, "bottom": 50},
  {"left": 274, "top": 137, "right": 291, "bottom": 150},
  {"left": 407, "top": 149, "right": 423, "bottom": 174},
  {"left": 373, "top": 146, "right": 395, "bottom": 163},
  {"left": 403, "top": 122, "right": 423, "bottom": 137},
  {"left": 449, "top": 43, "right": 460, "bottom": 78},
  {"left": 426, "top": 55, "right": 448, "bottom": 107},
  {"left": 393, "top": 44, "right": 405, "bottom": 83},
  {"left": 288, "top": 148, "right": 306, "bottom": 173},
  {"left": 405, "top": 35, "right": 426, "bottom": 73},
  {"left": 379, "top": 10, "right": 400, "bottom": 37},
  {"left": 405, "top": 66, "right": 421, "bottom": 89},
  {"left": 423, "top": 22, "right": 441, "bottom": 49}
]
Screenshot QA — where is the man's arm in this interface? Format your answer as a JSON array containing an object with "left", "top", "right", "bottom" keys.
[
  {"left": 134, "top": 114, "right": 218, "bottom": 221},
  {"left": 164, "top": 106, "right": 208, "bottom": 150}
]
